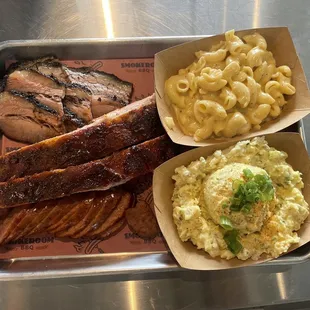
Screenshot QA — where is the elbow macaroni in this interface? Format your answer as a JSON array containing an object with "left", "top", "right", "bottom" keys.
[{"left": 164, "top": 29, "right": 295, "bottom": 141}]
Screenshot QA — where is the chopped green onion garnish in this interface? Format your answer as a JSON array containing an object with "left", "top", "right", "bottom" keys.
[
  {"left": 220, "top": 216, "right": 233, "bottom": 230},
  {"left": 232, "top": 179, "right": 243, "bottom": 191},
  {"left": 227, "top": 169, "right": 274, "bottom": 213},
  {"left": 243, "top": 168, "right": 254, "bottom": 180},
  {"left": 223, "top": 230, "right": 243, "bottom": 255}
]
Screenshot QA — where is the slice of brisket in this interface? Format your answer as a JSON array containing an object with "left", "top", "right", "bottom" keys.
[
  {"left": 0, "top": 91, "right": 65, "bottom": 143},
  {"left": 62, "top": 83, "right": 93, "bottom": 130},
  {"left": 4, "top": 69, "right": 65, "bottom": 99},
  {"left": 63, "top": 66, "right": 133, "bottom": 117}
]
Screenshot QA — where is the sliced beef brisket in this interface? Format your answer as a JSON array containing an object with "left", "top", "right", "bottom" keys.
[{"left": 0, "top": 91, "right": 65, "bottom": 143}]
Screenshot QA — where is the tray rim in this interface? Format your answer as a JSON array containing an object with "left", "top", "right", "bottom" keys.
[
  {"left": 0, "top": 36, "right": 308, "bottom": 280},
  {"left": 0, "top": 36, "right": 208, "bottom": 47}
]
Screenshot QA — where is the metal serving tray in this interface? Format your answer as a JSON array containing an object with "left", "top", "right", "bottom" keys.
[{"left": 0, "top": 37, "right": 308, "bottom": 280}]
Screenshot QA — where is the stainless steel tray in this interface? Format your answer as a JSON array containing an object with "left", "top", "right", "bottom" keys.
[{"left": 0, "top": 37, "right": 308, "bottom": 280}]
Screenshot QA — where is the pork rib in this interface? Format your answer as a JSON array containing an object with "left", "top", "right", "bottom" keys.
[
  {"left": 0, "top": 94, "right": 163, "bottom": 181},
  {"left": 0, "top": 135, "right": 175, "bottom": 208}
]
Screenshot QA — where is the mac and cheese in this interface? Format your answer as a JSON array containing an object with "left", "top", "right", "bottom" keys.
[{"left": 165, "top": 30, "right": 296, "bottom": 141}]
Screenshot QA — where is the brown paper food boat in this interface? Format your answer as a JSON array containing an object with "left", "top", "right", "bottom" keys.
[
  {"left": 153, "top": 132, "right": 310, "bottom": 270},
  {"left": 155, "top": 27, "right": 310, "bottom": 147}
]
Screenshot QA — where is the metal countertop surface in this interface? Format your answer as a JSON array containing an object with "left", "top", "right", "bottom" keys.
[{"left": 1, "top": 0, "right": 310, "bottom": 309}]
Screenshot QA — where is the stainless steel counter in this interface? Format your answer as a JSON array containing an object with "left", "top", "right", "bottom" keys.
[{"left": 1, "top": 0, "right": 310, "bottom": 309}]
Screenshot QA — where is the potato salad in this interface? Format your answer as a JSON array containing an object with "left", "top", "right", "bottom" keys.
[{"left": 172, "top": 137, "right": 309, "bottom": 260}]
